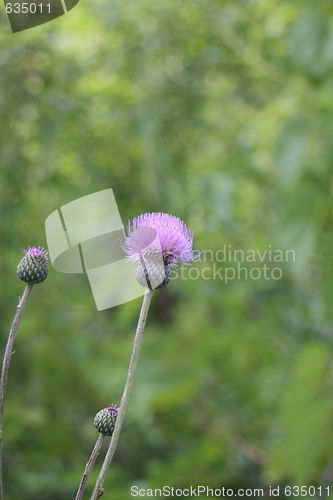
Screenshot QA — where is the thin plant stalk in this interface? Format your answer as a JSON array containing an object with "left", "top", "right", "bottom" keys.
[
  {"left": 75, "top": 433, "right": 106, "bottom": 500},
  {"left": 0, "top": 283, "right": 34, "bottom": 500},
  {"left": 90, "top": 288, "right": 153, "bottom": 500}
]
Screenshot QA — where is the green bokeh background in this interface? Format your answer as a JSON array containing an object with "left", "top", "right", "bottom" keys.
[{"left": 1, "top": 0, "right": 333, "bottom": 498}]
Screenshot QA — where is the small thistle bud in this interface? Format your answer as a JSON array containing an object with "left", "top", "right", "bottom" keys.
[
  {"left": 17, "top": 246, "right": 48, "bottom": 284},
  {"left": 94, "top": 404, "right": 119, "bottom": 436},
  {"left": 136, "top": 252, "right": 171, "bottom": 290}
]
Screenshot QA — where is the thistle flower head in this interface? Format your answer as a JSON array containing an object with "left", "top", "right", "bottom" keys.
[
  {"left": 123, "top": 212, "right": 194, "bottom": 268},
  {"left": 17, "top": 246, "right": 48, "bottom": 284},
  {"left": 23, "top": 246, "right": 48, "bottom": 258},
  {"left": 123, "top": 213, "right": 194, "bottom": 289},
  {"left": 94, "top": 404, "right": 119, "bottom": 436}
]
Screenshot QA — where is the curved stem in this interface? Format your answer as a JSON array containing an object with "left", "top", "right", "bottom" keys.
[
  {"left": 75, "top": 433, "right": 106, "bottom": 500},
  {"left": 0, "top": 283, "right": 34, "bottom": 500},
  {"left": 90, "top": 289, "right": 153, "bottom": 500}
]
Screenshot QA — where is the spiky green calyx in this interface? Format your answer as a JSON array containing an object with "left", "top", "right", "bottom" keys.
[
  {"left": 136, "top": 253, "right": 171, "bottom": 290},
  {"left": 17, "top": 246, "right": 48, "bottom": 284},
  {"left": 94, "top": 404, "right": 119, "bottom": 436}
]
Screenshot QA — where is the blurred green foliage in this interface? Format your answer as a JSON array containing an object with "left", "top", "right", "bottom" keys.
[{"left": 1, "top": 0, "right": 333, "bottom": 498}]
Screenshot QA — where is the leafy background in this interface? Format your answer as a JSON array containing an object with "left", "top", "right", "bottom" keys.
[{"left": 1, "top": 0, "right": 333, "bottom": 498}]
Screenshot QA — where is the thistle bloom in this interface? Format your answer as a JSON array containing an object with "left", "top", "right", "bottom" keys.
[
  {"left": 24, "top": 246, "right": 48, "bottom": 257},
  {"left": 17, "top": 246, "right": 48, "bottom": 284},
  {"left": 123, "top": 212, "right": 194, "bottom": 289}
]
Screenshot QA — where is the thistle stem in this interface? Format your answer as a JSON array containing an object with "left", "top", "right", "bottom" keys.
[
  {"left": 90, "top": 289, "right": 153, "bottom": 500},
  {"left": 0, "top": 283, "right": 34, "bottom": 500},
  {"left": 75, "top": 433, "right": 106, "bottom": 500}
]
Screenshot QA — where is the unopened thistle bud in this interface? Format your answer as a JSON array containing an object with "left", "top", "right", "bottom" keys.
[
  {"left": 94, "top": 404, "right": 119, "bottom": 436},
  {"left": 17, "top": 246, "right": 48, "bottom": 284}
]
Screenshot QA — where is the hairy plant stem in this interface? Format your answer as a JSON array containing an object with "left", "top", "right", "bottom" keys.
[
  {"left": 0, "top": 283, "right": 34, "bottom": 500},
  {"left": 90, "top": 289, "right": 153, "bottom": 500},
  {"left": 75, "top": 433, "right": 106, "bottom": 500}
]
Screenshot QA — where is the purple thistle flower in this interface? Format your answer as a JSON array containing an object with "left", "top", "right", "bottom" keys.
[
  {"left": 123, "top": 212, "right": 194, "bottom": 289},
  {"left": 123, "top": 212, "right": 194, "bottom": 269},
  {"left": 23, "top": 246, "right": 48, "bottom": 260},
  {"left": 106, "top": 403, "right": 119, "bottom": 416}
]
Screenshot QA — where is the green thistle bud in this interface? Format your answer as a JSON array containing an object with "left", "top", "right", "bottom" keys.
[
  {"left": 94, "top": 404, "right": 119, "bottom": 436},
  {"left": 17, "top": 246, "right": 48, "bottom": 284}
]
